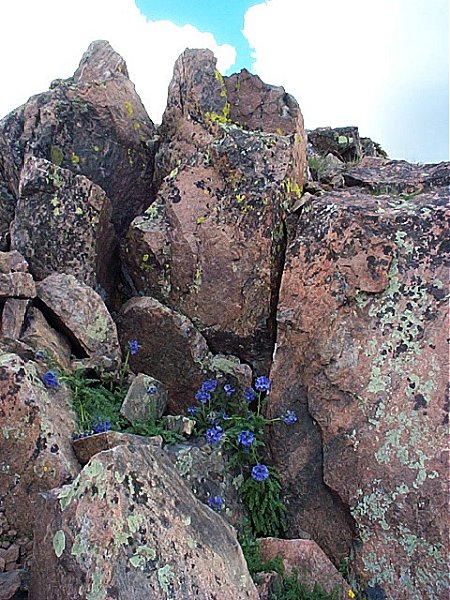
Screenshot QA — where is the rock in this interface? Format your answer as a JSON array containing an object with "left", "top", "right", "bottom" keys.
[
  {"left": 11, "top": 157, "right": 117, "bottom": 295},
  {"left": 255, "top": 571, "right": 278, "bottom": 600},
  {"left": 0, "top": 40, "right": 156, "bottom": 234},
  {"left": 307, "top": 126, "right": 363, "bottom": 162},
  {"left": 35, "top": 273, "right": 121, "bottom": 369},
  {"left": 0, "top": 570, "right": 21, "bottom": 599},
  {"left": 0, "top": 299, "right": 29, "bottom": 339},
  {"left": 128, "top": 49, "right": 305, "bottom": 372},
  {"left": 0, "top": 252, "right": 28, "bottom": 274},
  {"left": 120, "top": 373, "right": 168, "bottom": 425},
  {"left": 308, "top": 152, "right": 345, "bottom": 187},
  {"left": 344, "top": 156, "right": 450, "bottom": 194},
  {"left": 72, "top": 431, "right": 162, "bottom": 465},
  {"left": 258, "top": 538, "right": 351, "bottom": 598},
  {"left": 0, "top": 173, "right": 16, "bottom": 252},
  {"left": 30, "top": 444, "right": 259, "bottom": 600},
  {"left": 161, "top": 415, "right": 196, "bottom": 436},
  {"left": 116, "top": 296, "right": 252, "bottom": 414},
  {"left": 164, "top": 443, "right": 245, "bottom": 531},
  {"left": 0, "top": 273, "right": 35, "bottom": 299},
  {"left": 20, "top": 307, "right": 72, "bottom": 370},
  {"left": 268, "top": 180, "right": 449, "bottom": 598},
  {"left": 360, "top": 137, "right": 388, "bottom": 158},
  {"left": 0, "top": 547, "right": 19, "bottom": 565},
  {"left": 224, "top": 69, "right": 306, "bottom": 141},
  {"left": 0, "top": 353, "right": 80, "bottom": 566}
]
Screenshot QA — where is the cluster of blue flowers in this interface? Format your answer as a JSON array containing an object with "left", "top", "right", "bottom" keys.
[
  {"left": 42, "top": 371, "right": 59, "bottom": 389},
  {"left": 128, "top": 339, "right": 140, "bottom": 355},
  {"left": 189, "top": 377, "right": 298, "bottom": 493},
  {"left": 207, "top": 495, "right": 225, "bottom": 511}
]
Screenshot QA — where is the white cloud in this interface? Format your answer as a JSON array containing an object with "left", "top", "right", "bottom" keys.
[
  {"left": 243, "top": 0, "right": 449, "bottom": 162},
  {"left": 0, "top": 0, "right": 236, "bottom": 123}
]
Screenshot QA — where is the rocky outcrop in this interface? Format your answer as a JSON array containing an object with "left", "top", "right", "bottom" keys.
[
  {"left": 11, "top": 157, "right": 117, "bottom": 295},
  {"left": 268, "top": 165, "right": 449, "bottom": 599},
  {"left": 36, "top": 273, "right": 121, "bottom": 369},
  {"left": 0, "top": 353, "right": 80, "bottom": 568},
  {"left": 117, "top": 295, "right": 251, "bottom": 414},
  {"left": 30, "top": 444, "right": 259, "bottom": 600},
  {"left": 124, "top": 49, "right": 306, "bottom": 372},
  {"left": 0, "top": 40, "right": 156, "bottom": 234},
  {"left": 258, "top": 538, "right": 352, "bottom": 599}
]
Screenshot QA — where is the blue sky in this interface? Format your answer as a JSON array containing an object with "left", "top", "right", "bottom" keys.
[{"left": 0, "top": 0, "right": 448, "bottom": 163}]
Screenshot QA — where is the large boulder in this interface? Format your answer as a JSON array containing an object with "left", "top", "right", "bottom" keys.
[
  {"left": 116, "top": 295, "right": 251, "bottom": 414},
  {"left": 0, "top": 40, "right": 156, "bottom": 233},
  {"left": 124, "top": 49, "right": 306, "bottom": 373},
  {"left": 267, "top": 175, "right": 449, "bottom": 599},
  {"left": 30, "top": 444, "right": 259, "bottom": 600},
  {"left": 11, "top": 157, "right": 117, "bottom": 295},
  {"left": 36, "top": 273, "right": 121, "bottom": 369},
  {"left": 0, "top": 353, "right": 80, "bottom": 565}
]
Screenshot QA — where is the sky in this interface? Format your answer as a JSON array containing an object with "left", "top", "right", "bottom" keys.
[{"left": 0, "top": 0, "right": 448, "bottom": 163}]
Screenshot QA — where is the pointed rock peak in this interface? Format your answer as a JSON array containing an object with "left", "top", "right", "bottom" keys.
[
  {"left": 163, "top": 48, "right": 228, "bottom": 125},
  {"left": 73, "top": 40, "right": 129, "bottom": 83}
]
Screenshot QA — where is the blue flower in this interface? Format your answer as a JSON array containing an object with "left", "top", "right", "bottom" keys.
[
  {"left": 195, "top": 389, "right": 211, "bottom": 404},
  {"left": 201, "top": 379, "right": 218, "bottom": 393},
  {"left": 224, "top": 383, "right": 235, "bottom": 397},
  {"left": 237, "top": 430, "right": 255, "bottom": 449},
  {"left": 128, "top": 339, "right": 140, "bottom": 355},
  {"left": 205, "top": 425, "right": 223, "bottom": 445},
  {"left": 281, "top": 410, "right": 298, "bottom": 424},
  {"left": 243, "top": 388, "right": 257, "bottom": 402},
  {"left": 251, "top": 464, "right": 270, "bottom": 482},
  {"left": 42, "top": 371, "right": 59, "bottom": 389},
  {"left": 146, "top": 384, "right": 158, "bottom": 395},
  {"left": 92, "top": 419, "right": 112, "bottom": 434},
  {"left": 255, "top": 376, "right": 271, "bottom": 392},
  {"left": 187, "top": 406, "right": 199, "bottom": 416},
  {"left": 207, "top": 496, "right": 224, "bottom": 511}
]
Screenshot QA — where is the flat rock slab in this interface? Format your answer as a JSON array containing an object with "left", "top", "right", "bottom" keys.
[
  {"left": 345, "top": 157, "right": 449, "bottom": 193},
  {"left": 258, "top": 538, "right": 352, "bottom": 599},
  {"left": 30, "top": 444, "right": 259, "bottom": 600},
  {"left": 72, "top": 431, "right": 162, "bottom": 465},
  {"left": 36, "top": 273, "right": 121, "bottom": 369},
  {"left": 0, "top": 299, "right": 30, "bottom": 339},
  {"left": 0, "top": 251, "right": 28, "bottom": 274}
]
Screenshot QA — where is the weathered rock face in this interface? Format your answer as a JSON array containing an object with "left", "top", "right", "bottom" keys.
[
  {"left": 30, "top": 444, "right": 259, "bottom": 600},
  {"left": 0, "top": 353, "right": 80, "bottom": 564},
  {"left": 116, "top": 295, "right": 251, "bottom": 414},
  {"left": 0, "top": 40, "right": 156, "bottom": 233},
  {"left": 36, "top": 273, "right": 121, "bottom": 369},
  {"left": 307, "top": 126, "right": 364, "bottom": 163},
  {"left": 258, "top": 538, "right": 352, "bottom": 599},
  {"left": 125, "top": 49, "right": 306, "bottom": 372},
  {"left": 268, "top": 173, "right": 449, "bottom": 599},
  {"left": 0, "top": 171, "right": 15, "bottom": 251},
  {"left": 344, "top": 156, "right": 449, "bottom": 193},
  {"left": 11, "top": 157, "right": 116, "bottom": 295}
]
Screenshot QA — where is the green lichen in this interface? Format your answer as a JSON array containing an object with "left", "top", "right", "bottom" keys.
[
  {"left": 53, "top": 530, "right": 66, "bottom": 558},
  {"left": 129, "top": 545, "right": 156, "bottom": 569},
  {"left": 71, "top": 151, "right": 80, "bottom": 165},
  {"left": 85, "top": 314, "right": 109, "bottom": 343},
  {"left": 50, "top": 145, "right": 64, "bottom": 166},
  {"left": 157, "top": 564, "right": 175, "bottom": 597},
  {"left": 174, "top": 451, "right": 193, "bottom": 477},
  {"left": 86, "top": 567, "right": 106, "bottom": 600},
  {"left": 124, "top": 101, "right": 134, "bottom": 117},
  {"left": 58, "top": 459, "right": 105, "bottom": 511}
]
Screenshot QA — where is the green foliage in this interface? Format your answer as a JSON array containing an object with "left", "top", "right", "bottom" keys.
[
  {"left": 62, "top": 368, "right": 182, "bottom": 443},
  {"left": 188, "top": 380, "right": 292, "bottom": 538},
  {"left": 239, "top": 527, "right": 341, "bottom": 600},
  {"left": 62, "top": 368, "right": 126, "bottom": 432},
  {"left": 307, "top": 155, "right": 328, "bottom": 182},
  {"left": 271, "top": 570, "right": 341, "bottom": 600},
  {"left": 240, "top": 468, "right": 286, "bottom": 537}
]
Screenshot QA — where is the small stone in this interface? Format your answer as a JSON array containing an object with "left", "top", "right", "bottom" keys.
[
  {"left": 120, "top": 373, "right": 168, "bottom": 425},
  {"left": 0, "top": 272, "right": 35, "bottom": 299},
  {"left": 161, "top": 416, "right": 195, "bottom": 436}
]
